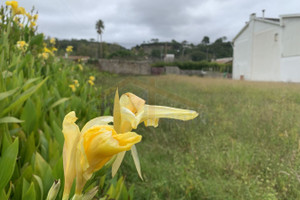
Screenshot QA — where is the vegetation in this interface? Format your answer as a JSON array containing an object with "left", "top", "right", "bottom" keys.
[
  {"left": 152, "top": 61, "right": 232, "bottom": 73},
  {"left": 95, "top": 19, "right": 105, "bottom": 59},
  {"left": 107, "top": 75, "right": 300, "bottom": 200},
  {"left": 0, "top": 3, "right": 134, "bottom": 199}
]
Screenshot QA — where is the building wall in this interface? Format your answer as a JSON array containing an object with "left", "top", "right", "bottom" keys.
[
  {"left": 279, "top": 16, "right": 300, "bottom": 82},
  {"left": 280, "top": 56, "right": 300, "bottom": 82},
  {"left": 281, "top": 17, "right": 300, "bottom": 57},
  {"left": 251, "top": 21, "right": 281, "bottom": 81},
  {"left": 232, "top": 23, "right": 252, "bottom": 80}
]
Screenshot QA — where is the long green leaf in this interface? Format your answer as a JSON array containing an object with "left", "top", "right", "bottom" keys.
[
  {"left": 0, "top": 116, "right": 24, "bottom": 124},
  {"left": 0, "top": 87, "right": 19, "bottom": 101},
  {"left": 22, "top": 182, "right": 36, "bottom": 200},
  {"left": 0, "top": 138, "right": 19, "bottom": 191},
  {"left": 49, "top": 97, "right": 69, "bottom": 109},
  {"left": 1, "top": 77, "right": 48, "bottom": 117}
]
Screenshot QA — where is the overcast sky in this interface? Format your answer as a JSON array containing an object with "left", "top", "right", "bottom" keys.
[{"left": 3, "top": 0, "right": 300, "bottom": 48}]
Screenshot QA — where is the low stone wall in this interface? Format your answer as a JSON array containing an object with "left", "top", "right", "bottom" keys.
[
  {"left": 165, "top": 66, "right": 180, "bottom": 74},
  {"left": 98, "top": 59, "right": 228, "bottom": 78},
  {"left": 98, "top": 59, "right": 151, "bottom": 75}
]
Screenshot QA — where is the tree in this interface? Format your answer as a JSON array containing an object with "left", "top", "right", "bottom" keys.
[
  {"left": 201, "top": 36, "right": 210, "bottom": 60},
  {"left": 201, "top": 36, "right": 210, "bottom": 45},
  {"left": 95, "top": 19, "right": 105, "bottom": 58}
]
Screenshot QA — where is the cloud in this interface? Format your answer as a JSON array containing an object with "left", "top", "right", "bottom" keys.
[{"left": 3, "top": 0, "right": 300, "bottom": 48}]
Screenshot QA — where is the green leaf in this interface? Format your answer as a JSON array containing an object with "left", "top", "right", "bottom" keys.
[
  {"left": 2, "top": 70, "right": 12, "bottom": 78},
  {"left": 0, "top": 138, "right": 19, "bottom": 192},
  {"left": 20, "top": 99, "right": 37, "bottom": 134},
  {"left": 22, "top": 182, "right": 36, "bottom": 200},
  {"left": 34, "top": 153, "right": 54, "bottom": 196},
  {"left": 22, "top": 77, "right": 41, "bottom": 90},
  {"left": 29, "top": 33, "right": 44, "bottom": 47},
  {"left": 1, "top": 77, "right": 48, "bottom": 117},
  {"left": 49, "top": 98, "right": 69, "bottom": 110},
  {"left": 0, "top": 116, "right": 24, "bottom": 124},
  {"left": 33, "top": 175, "right": 44, "bottom": 200},
  {"left": 0, "top": 87, "right": 19, "bottom": 101}
]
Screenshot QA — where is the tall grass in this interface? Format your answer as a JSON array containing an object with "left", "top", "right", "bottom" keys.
[{"left": 110, "top": 75, "right": 300, "bottom": 200}]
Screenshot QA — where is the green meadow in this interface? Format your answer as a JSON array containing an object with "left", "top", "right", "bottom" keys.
[{"left": 108, "top": 75, "right": 300, "bottom": 200}]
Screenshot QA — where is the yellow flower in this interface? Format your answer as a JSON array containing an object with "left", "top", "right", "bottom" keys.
[
  {"left": 88, "top": 80, "right": 94, "bottom": 86},
  {"left": 73, "top": 80, "right": 79, "bottom": 87},
  {"left": 66, "top": 46, "right": 73, "bottom": 52},
  {"left": 26, "top": 12, "right": 32, "bottom": 20},
  {"left": 50, "top": 37, "right": 56, "bottom": 45},
  {"left": 78, "top": 64, "right": 83, "bottom": 71},
  {"left": 89, "top": 76, "right": 95, "bottom": 81},
  {"left": 44, "top": 47, "right": 52, "bottom": 53},
  {"left": 6, "top": 1, "right": 18, "bottom": 14},
  {"left": 118, "top": 92, "right": 198, "bottom": 132},
  {"left": 19, "top": 23, "right": 23, "bottom": 28},
  {"left": 52, "top": 47, "right": 58, "bottom": 52},
  {"left": 15, "top": 7, "right": 25, "bottom": 15},
  {"left": 69, "top": 84, "right": 76, "bottom": 92},
  {"left": 33, "top": 14, "right": 38, "bottom": 21},
  {"left": 30, "top": 21, "right": 36, "bottom": 28},
  {"left": 42, "top": 52, "right": 49, "bottom": 60},
  {"left": 112, "top": 91, "right": 198, "bottom": 178},
  {"left": 16, "top": 40, "right": 28, "bottom": 52},
  {"left": 6, "top": 1, "right": 18, "bottom": 10},
  {"left": 62, "top": 112, "right": 141, "bottom": 196}
]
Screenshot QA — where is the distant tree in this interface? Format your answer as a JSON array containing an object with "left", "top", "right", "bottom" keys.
[
  {"left": 150, "top": 38, "right": 159, "bottom": 43},
  {"left": 191, "top": 50, "right": 206, "bottom": 61},
  {"left": 95, "top": 19, "right": 105, "bottom": 58},
  {"left": 201, "top": 36, "right": 210, "bottom": 60},
  {"left": 201, "top": 36, "right": 210, "bottom": 45}
]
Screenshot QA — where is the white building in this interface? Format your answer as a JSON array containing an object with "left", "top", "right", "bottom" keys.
[{"left": 232, "top": 13, "right": 300, "bottom": 82}]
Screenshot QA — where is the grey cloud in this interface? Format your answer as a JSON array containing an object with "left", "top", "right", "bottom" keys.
[{"left": 4, "top": 0, "right": 300, "bottom": 48}]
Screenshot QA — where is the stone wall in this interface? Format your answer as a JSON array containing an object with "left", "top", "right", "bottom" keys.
[
  {"left": 98, "top": 59, "right": 227, "bottom": 78},
  {"left": 98, "top": 59, "right": 151, "bottom": 75}
]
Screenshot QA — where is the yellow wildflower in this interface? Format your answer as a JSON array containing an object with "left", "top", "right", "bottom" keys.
[
  {"left": 6, "top": 1, "right": 18, "bottom": 14},
  {"left": 66, "top": 46, "right": 73, "bottom": 52},
  {"left": 73, "top": 80, "right": 79, "bottom": 87},
  {"left": 33, "top": 14, "right": 38, "bottom": 21},
  {"left": 44, "top": 47, "right": 52, "bottom": 53},
  {"left": 15, "top": 7, "right": 25, "bottom": 15},
  {"left": 42, "top": 52, "right": 49, "bottom": 60},
  {"left": 6, "top": 1, "right": 18, "bottom": 10},
  {"left": 26, "top": 12, "right": 32, "bottom": 20},
  {"left": 19, "top": 23, "right": 23, "bottom": 28},
  {"left": 16, "top": 40, "right": 28, "bottom": 52},
  {"left": 69, "top": 84, "right": 76, "bottom": 92},
  {"left": 89, "top": 76, "right": 95, "bottom": 81},
  {"left": 30, "top": 21, "right": 36, "bottom": 28},
  {"left": 88, "top": 80, "right": 94, "bottom": 86},
  {"left": 52, "top": 47, "right": 58, "bottom": 52},
  {"left": 78, "top": 64, "right": 83, "bottom": 71},
  {"left": 61, "top": 112, "right": 141, "bottom": 197},
  {"left": 50, "top": 37, "right": 56, "bottom": 45},
  {"left": 112, "top": 91, "right": 198, "bottom": 178}
]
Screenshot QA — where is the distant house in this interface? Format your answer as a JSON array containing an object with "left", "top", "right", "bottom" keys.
[
  {"left": 232, "top": 13, "right": 300, "bottom": 82},
  {"left": 212, "top": 57, "right": 233, "bottom": 65},
  {"left": 164, "top": 54, "right": 175, "bottom": 62}
]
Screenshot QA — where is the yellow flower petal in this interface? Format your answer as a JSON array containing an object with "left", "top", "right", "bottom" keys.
[
  {"left": 76, "top": 125, "right": 141, "bottom": 193},
  {"left": 81, "top": 116, "right": 113, "bottom": 134},
  {"left": 62, "top": 111, "right": 81, "bottom": 196}
]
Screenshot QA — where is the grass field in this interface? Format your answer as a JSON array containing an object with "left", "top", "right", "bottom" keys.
[{"left": 103, "top": 75, "right": 300, "bottom": 200}]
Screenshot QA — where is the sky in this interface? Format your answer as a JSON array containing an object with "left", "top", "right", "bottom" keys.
[{"left": 3, "top": 0, "right": 300, "bottom": 48}]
